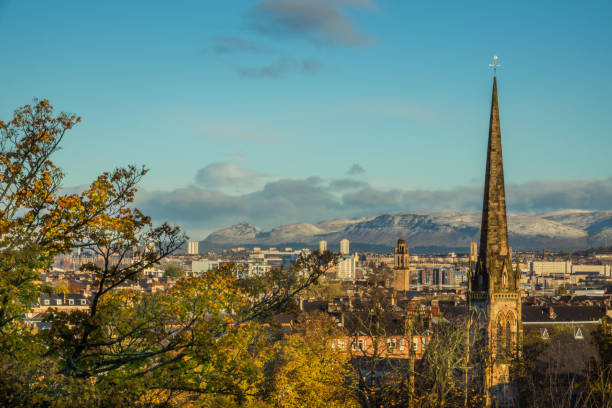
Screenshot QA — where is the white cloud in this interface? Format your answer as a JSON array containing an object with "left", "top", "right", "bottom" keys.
[
  {"left": 250, "top": 0, "right": 377, "bottom": 46},
  {"left": 195, "top": 162, "right": 268, "bottom": 188}
]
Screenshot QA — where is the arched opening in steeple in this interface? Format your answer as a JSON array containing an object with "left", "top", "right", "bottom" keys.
[
  {"left": 496, "top": 314, "right": 505, "bottom": 357},
  {"left": 505, "top": 311, "right": 514, "bottom": 355}
]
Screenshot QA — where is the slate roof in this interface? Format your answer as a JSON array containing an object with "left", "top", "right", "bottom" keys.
[
  {"left": 301, "top": 300, "right": 328, "bottom": 313},
  {"left": 37, "top": 293, "right": 90, "bottom": 306},
  {"left": 343, "top": 311, "right": 406, "bottom": 336},
  {"left": 439, "top": 303, "right": 468, "bottom": 320},
  {"left": 522, "top": 305, "right": 604, "bottom": 323}
]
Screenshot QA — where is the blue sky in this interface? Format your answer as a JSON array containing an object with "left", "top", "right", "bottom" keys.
[{"left": 1, "top": 0, "right": 611, "bottom": 238}]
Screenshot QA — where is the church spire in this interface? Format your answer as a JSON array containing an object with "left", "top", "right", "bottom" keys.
[
  {"left": 473, "top": 76, "right": 512, "bottom": 292},
  {"left": 468, "top": 62, "right": 522, "bottom": 407}
]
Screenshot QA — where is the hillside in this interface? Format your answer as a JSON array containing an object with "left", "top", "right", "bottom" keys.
[{"left": 201, "top": 210, "right": 612, "bottom": 251}]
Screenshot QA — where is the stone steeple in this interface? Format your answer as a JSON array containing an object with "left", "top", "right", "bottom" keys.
[
  {"left": 468, "top": 72, "right": 522, "bottom": 407},
  {"left": 471, "top": 76, "right": 515, "bottom": 293}
]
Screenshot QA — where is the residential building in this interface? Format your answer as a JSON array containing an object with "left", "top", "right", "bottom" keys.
[
  {"left": 319, "top": 240, "right": 327, "bottom": 252},
  {"left": 340, "top": 239, "right": 350, "bottom": 255},
  {"left": 187, "top": 241, "right": 199, "bottom": 255},
  {"left": 337, "top": 255, "right": 355, "bottom": 280}
]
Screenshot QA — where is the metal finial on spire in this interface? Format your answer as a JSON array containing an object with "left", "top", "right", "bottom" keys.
[{"left": 489, "top": 55, "right": 502, "bottom": 74}]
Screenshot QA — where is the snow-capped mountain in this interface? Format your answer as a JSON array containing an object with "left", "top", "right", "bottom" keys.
[{"left": 201, "top": 210, "right": 612, "bottom": 250}]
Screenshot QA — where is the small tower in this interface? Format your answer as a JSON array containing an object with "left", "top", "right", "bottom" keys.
[{"left": 393, "top": 238, "right": 410, "bottom": 292}]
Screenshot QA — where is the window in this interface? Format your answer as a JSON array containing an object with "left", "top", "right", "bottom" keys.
[
  {"left": 540, "top": 328, "right": 549, "bottom": 339},
  {"left": 68, "top": 299, "right": 74, "bottom": 305},
  {"left": 81, "top": 299, "right": 87, "bottom": 305},
  {"left": 351, "top": 340, "right": 357, "bottom": 351},
  {"left": 387, "top": 338, "right": 397, "bottom": 352},
  {"left": 505, "top": 320, "right": 511, "bottom": 353},
  {"left": 574, "top": 327, "right": 584, "bottom": 340},
  {"left": 337, "top": 339, "right": 346, "bottom": 350},
  {"left": 44, "top": 299, "right": 50, "bottom": 306},
  {"left": 56, "top": 299, "right": 62, "bottom": 306},
  {"left": 358, "top": 339, "right": 365, "bottom": 351},
  {"left": 412, "top": 338, "right": 419, "bottom": 352},
  {"left": 497, "top": 316, "right": 505, "bottom": 356},
  {"left": 399, "top": 338, "right": 405, "bottom": 351}
]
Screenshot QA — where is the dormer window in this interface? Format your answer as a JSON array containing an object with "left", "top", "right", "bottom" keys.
[
  {"left": 44, "top": 299, "right": 50, "bottom": 306},
  {"left": 574, "top": 327, "right": 584, "bottom": 340},
  {"left": 81, "top": 299, "right": 87, "bottom": 305},
  {"left": 56, "top": 299, "right": 62, "bottom": 306},
  {"left": 68, "top": 299, "right": 74, "bottom": 305},
  {"left": 540, "top": 328, "right": 549, "bottom": 339}
]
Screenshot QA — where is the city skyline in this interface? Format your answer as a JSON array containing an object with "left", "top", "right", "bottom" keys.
[
  {"left": 1, "top": 1, "right": 611, "bottom": 238},
  {"left": 1, "top": 2, "right": 610, "bottom": 406}
]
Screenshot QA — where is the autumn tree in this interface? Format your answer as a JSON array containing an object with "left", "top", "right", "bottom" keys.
[
  {"left": 263, "top": 313, "right": 359, "bottom": 408},
  {"left": 0, "top": 100, "right": 341, "bottom": 407}
]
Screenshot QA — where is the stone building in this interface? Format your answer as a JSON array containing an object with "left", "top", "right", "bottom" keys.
[
  {"left": 468, "top": 74, "right": 522, "bottom": 406},
  {"left": 393, "top": 238, "right": 410, "bottom": 292}
]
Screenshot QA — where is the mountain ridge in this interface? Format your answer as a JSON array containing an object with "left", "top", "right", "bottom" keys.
[{"left": 201, "top": 210, "right": 612, "bottom": 251}]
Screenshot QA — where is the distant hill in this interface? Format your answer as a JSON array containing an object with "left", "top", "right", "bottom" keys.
[{"left": 200, "top": 210, "right": 612, "bottom": 252}]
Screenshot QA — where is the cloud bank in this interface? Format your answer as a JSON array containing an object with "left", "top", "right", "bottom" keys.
[{"left": 135, "top": 166, "right": 612, "bottom": 239}]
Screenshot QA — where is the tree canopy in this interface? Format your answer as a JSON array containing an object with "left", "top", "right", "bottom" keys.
[{"left": 0, "top": 100, "right": 355, "bottom": 407}]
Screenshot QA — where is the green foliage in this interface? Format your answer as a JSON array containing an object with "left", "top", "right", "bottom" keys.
[
  {"left": 265, "top": 314, "right": 359, "bottom": 408},
  {"left": 163, "top": 263, "right": 184, "bottom": 278}
]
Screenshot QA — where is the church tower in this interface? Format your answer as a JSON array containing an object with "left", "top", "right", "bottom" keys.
[
  {"left": 468, "top": 73, "right": 521, "bottom": 406},
  {"left": 393, "top": 238, "right": 410, "bottom": 292}
]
